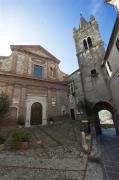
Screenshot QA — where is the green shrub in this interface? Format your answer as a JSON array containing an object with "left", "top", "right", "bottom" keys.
[
  {"left": 11, "top": 128, "right": 31, "bottom": 150},
  {"left": 12, "top": 129, "right": 31, "bottom": 142},
  {"left": 0, "top": 135, "right": 5, "bottom": 144}
]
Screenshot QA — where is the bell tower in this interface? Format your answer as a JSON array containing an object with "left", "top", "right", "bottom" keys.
[
  {"left": 73, "top": 15, "right": 105, "bottom": 68},
  {"left": 73, "top": 15, "right": 111, "bottom": 103}
]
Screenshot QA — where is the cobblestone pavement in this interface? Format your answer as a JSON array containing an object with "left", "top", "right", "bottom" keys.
[
  {"left": 0, "top": 120, "right": 88, "bottom": 180},
  {"left": 101, "top": 128, "right": 119, "bottom": 180},
  {"left": 0, "top": 153, "right": 87, "bottom": 180},
  {"left": 85, "top": 162, "right": 104, "bottom": 180}
]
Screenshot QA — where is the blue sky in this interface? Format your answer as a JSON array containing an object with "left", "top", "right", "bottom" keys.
[{"left": 0, "top": 0, "right": 116, "bottom": 74}]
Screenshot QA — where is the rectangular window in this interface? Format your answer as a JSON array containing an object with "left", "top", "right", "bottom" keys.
[
  {"left": 116, "top": 38, "right": 119, "bottom": 51},
  {"left": 34, "top": 65, "right": 43, "bottom": 78}
]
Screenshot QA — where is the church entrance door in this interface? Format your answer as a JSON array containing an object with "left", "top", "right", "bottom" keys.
[{"left": 31, "top": 102, "right": 42, "bottom": 125}]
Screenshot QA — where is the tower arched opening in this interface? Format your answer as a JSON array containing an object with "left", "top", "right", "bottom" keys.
[
  {"left": 83, "top": 39, "right": 88, "bottom": 50},
  {"left": 87, "top": 37, "right": 93, "bottom": 48},
  {"left": 93, "top": 101, "right": 116, "bottom": 134}
]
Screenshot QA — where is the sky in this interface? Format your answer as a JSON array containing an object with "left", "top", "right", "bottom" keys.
[{"left": 0, "top": 0, "right": 117, "bottom": 74}]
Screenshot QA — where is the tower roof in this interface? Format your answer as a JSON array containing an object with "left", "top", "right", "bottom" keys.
[{"left": 80, "top": 14, "right": 88, "bottom": 29}]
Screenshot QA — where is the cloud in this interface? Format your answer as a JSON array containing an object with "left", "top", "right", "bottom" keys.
[{"left": 89, "top": 0, "right": 103, "bottom": 15}]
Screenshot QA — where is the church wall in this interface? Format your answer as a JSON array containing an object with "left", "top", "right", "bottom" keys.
[
  {"left": 47, "top": 88, "right": 68, "bottom": 118},
  {"left": 57, "top": 90, "right": 68, "bottom": 115},
  {"left": 47, "top": 88, "right": 57, "bottom": 117},
  {"left": 0, "top": 74, "right": 68, "bottom": 126},
  {"left": 0, "top": 56, "right": 12, "bottom": 72}
]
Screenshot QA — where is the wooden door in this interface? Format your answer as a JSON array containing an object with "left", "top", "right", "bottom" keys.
[{"left": 31, "top": 102, "right": 42, "bottom": 125}]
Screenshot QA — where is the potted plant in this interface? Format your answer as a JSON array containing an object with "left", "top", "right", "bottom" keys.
[
  {"left": 0, "top": 135, "right": 5, "bottom": 151},
  {"left": 11, "top": 128, "right": 31, "bottom": 150}
]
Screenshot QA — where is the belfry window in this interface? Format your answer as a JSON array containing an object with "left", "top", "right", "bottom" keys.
[
  {"left": 83, "top": 37, "right": 93, "bottom": 50},
  {"left": 116, "top": 38, "right": 119, "bottom": 51},
  {"left": 83, "top": 39, "right": 88, "bottom": 50},
  {"left": 87, "top": 37, "right": 93, "bottom": 48}
]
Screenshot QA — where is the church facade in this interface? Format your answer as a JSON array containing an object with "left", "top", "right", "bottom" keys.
[{"left": 0, "top": 45, "right": 68, "bottom": 127}]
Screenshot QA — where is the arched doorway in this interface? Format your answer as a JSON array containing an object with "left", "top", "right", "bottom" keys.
[
  {"left": 30, "top": 102, "right": 42, "bottom": 125},
  {"left": 93, "top": 101, "right": 116, "bottom": 134}
]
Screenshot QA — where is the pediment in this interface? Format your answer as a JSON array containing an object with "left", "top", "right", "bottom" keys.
[{"left": 11, "top": 45, "right": 60, "bottom": 63}]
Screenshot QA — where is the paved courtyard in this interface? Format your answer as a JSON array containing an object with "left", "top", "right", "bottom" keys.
[
  {"left": 101, "top": 128, "right": 119, "bottom": 180},
  {"left": 0, "top": 120, "right": 88, "bottom": 180},
  {"left": 1, "top": 120, "right": 115, "bottom": 180}
]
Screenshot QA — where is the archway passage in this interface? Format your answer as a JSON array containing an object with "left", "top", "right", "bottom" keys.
[
  {"left": 31, "top": 102, "right": 42, "bottom": 125},
  {"left": 93, "top": 101, "right": 116, "bottom": 135},
  {"left": 99, "top": 110, "right": 114, "bottom": 127}
]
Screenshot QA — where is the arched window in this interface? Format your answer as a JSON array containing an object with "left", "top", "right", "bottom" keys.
[
  {"left": 87, "top": 37, "right": 93, "bottom": 48},
  {"left": 83, "top": 39, "right": 88, "bottom": 50}
]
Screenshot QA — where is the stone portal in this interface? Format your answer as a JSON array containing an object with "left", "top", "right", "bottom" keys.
[
  {"left": 31, "top": 102, "right": 42, "bottom": 125},
  {"left": 25, "top": 95, "right": 47, "bottom": 127}
]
